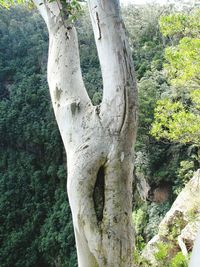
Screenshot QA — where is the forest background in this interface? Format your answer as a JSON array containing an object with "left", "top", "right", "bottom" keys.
[{"left": 0, "top": 0, "right": 200, "bottom": 266}]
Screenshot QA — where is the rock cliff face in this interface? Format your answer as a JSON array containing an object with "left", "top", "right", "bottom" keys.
[{"left": 142, "top": 170, "right": 200, "bottom": 265}]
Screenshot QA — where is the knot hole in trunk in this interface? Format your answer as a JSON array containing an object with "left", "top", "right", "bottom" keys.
[{"left": 93, "top": 166, "right": 105, "bottom": 223}]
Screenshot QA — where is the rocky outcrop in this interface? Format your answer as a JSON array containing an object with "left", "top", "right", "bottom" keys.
[
  {"left": 136, "top": 174, "right": 150, "bottom": 201},
  {"left": 149, "top": 182, "right": 172, "bottom": 203},
  {"left": 142, "top": 170, "right": 200, "bottom": 265}
]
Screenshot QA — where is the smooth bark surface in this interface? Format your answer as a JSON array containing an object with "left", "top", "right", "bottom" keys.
[
  {"left": 189, "top": 227, "right": 200, "bottom": 267},
  {"left": 33, "top": 0, "right": 137, "bottom": 266}
]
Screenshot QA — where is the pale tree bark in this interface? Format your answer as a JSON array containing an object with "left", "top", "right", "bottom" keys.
[
  {"left": 189, "top": 227, "right": 200, "bottom": 267},
  {"left": 33, "top": 0, "right": 137, "bottom": 266}
]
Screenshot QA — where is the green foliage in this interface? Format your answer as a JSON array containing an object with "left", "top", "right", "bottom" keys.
[
  {"left": 164, "top": 37, "right": 200, "bottom": 88},
  {"left": 159, "top": 13, "right": 188, "bottom": 37},
  {"left": 172, "top": 157, "right": 195, "bottom": 195},
  {"left": 170, "top": 252, "right": 188, "bottom": 267},
  {"left": 177, "top": 160, "right": 194, "bottom": 182},
  {"left": 133, "top": 206, "right": 147, "bottom": 236},
  {"left": 167, "top": 214, "right": 187, "bottom": 241},
  {"left": 154, "top": 243, "right": 188, "bottom": 267},
  {"left": 134, "top": 241, "right": 188, "bottom": 267},
  {"left": 145, "top": 202, "right": 171, "bottom": 241},
  {"left": 123, "top": 4, "right": 165, "bottom": 79},
  {"left": 137, "top": 69, "right": 167, "bottom": 139},
  {"left": 159, "top": 9, "right": 200, "bottom": 38},
  {"left": 130, "top": 4, "right": 200, "bottom": 267},
  {"left": 0, "top": 0, "right": 27, "bottom": 9},
  {"left": 152, "top": 9, "right": 200, "bottom": 162},
  {"left": 190, "top": 89, "right": 200, "bottom": 108},
  {"left": 59, "top": 0, "right": 84, "bottom": 22},
  {"left": 151, "top": 97, "right": 200, "bottom": 146},
  {"left": 0, "top": 7, "right": 76, "bottom": 267},
  {"left": 39, "top": 189, "right": 77, "bottom": 267},
  {"left": 124, "top": 4, "right": 187, "bottom": 190},
  {"left": 0, "top": 0, "right": 84, "bottom": 23},
  {"left": 154, "top": 242, "right": 171, "bottom": 263}
]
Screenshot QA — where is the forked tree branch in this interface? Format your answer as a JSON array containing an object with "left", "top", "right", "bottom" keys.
[{"left": 33, "top": 0, "right": 91, "bottom": 128}]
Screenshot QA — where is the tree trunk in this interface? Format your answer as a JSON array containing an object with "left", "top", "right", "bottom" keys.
[
  {"left": 67, "top": 109, "right": 136, "bottom": 267},
  {"left": 33, "top": 0, "right": 137, "bottom": 266}
]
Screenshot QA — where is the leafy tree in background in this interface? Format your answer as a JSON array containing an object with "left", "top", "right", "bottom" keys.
[
  {"left": 123, "top": 4, "right": 165, "bottom": 79},
  {"left": 152, "top": 96, "right": 200, "bottom": 146},
  {"left": 124, "top": 4, "right": 184, "bottom": 186},
  {"left": 152, "top": 9, "right": 200, "bottom": 151},
  {"left": 160, "top": 9, "right": 200, "bottom": 90},
  {"left": 0, "top": 8, "right": 77, "bottom": 267}
]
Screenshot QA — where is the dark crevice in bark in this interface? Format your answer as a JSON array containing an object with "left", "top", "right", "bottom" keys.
[
  {"left": 118, "top": 41, "right": 133, "bottom": 134},
  {"left": 119, "top": 85, "right": 127, "bottom": 134},
  {"left": 96, "top": 12, "right": 102, "bottom": 40},
  {"left": 93, "top": 166, "right": 105, "bottom": 223}
]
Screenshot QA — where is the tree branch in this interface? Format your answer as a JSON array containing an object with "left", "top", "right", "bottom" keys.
[
  {"left": 88, "top": 0, "right": 137, "bottom": 134},
  {"left": 33, "top": 0, "right": 91, "bottom": 139}
]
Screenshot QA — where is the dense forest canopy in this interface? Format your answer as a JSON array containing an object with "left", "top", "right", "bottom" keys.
[{"left": 0, "top": 1, "right": 199, "bottom": 266}]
